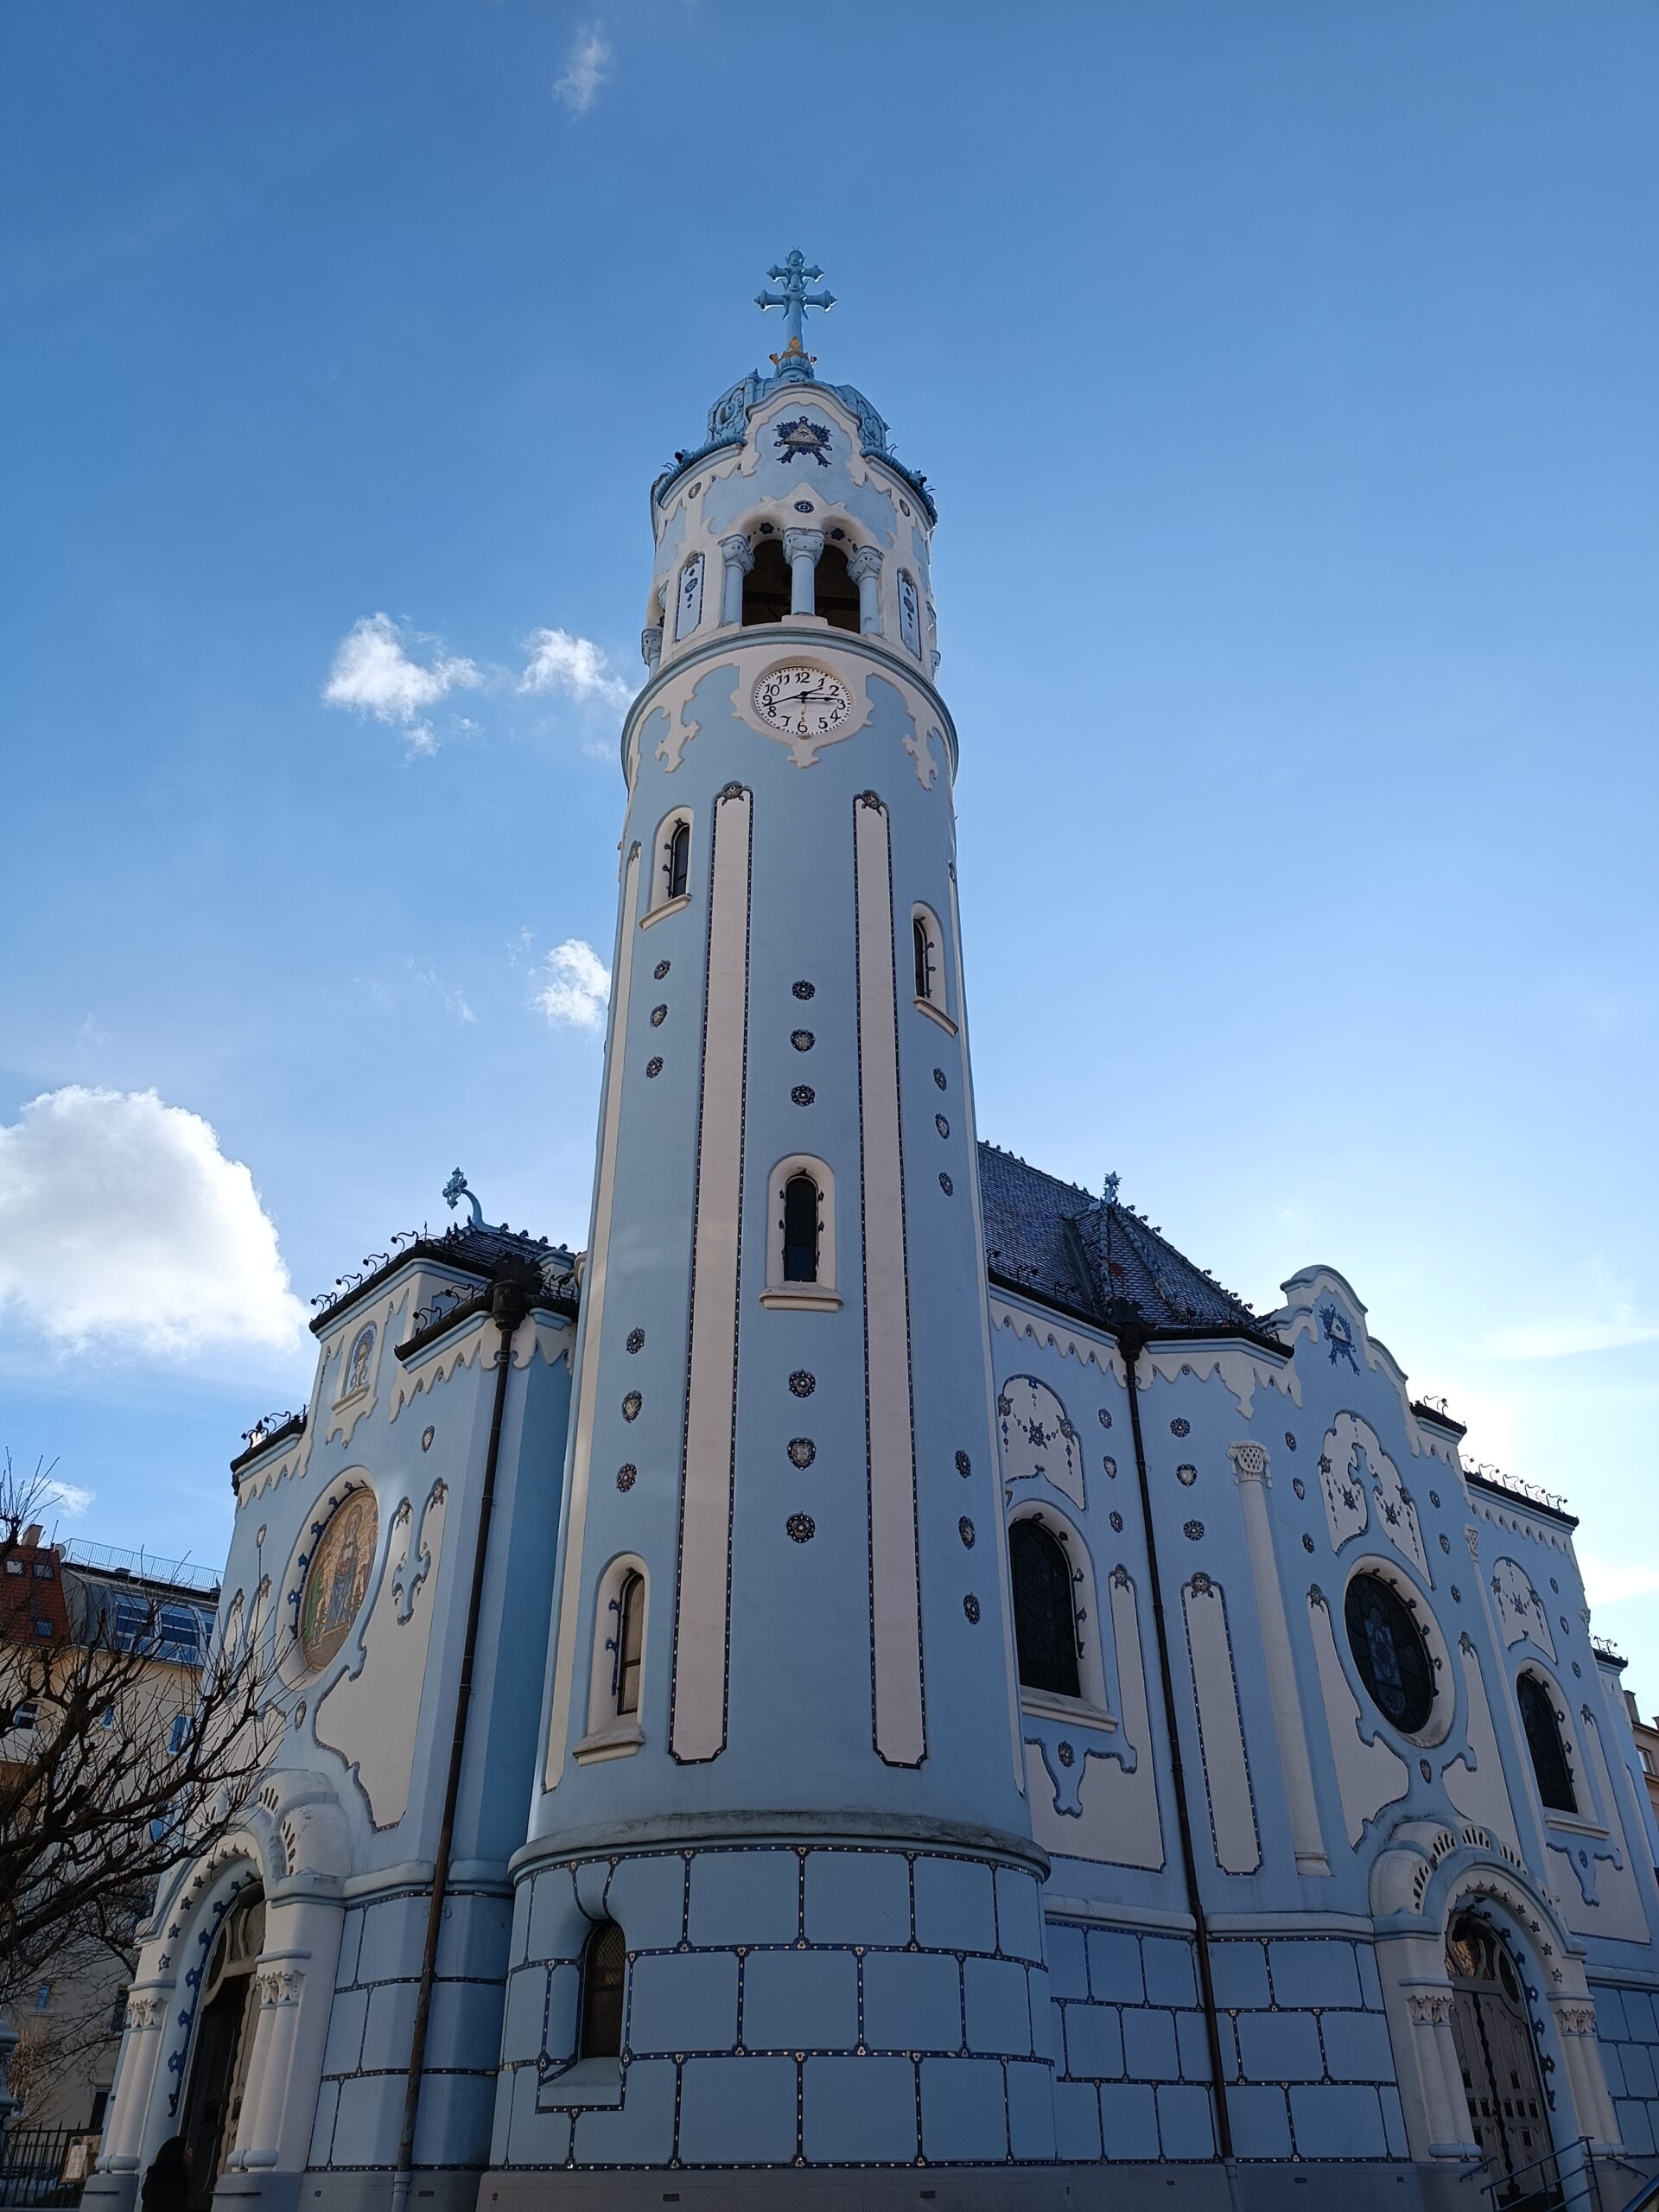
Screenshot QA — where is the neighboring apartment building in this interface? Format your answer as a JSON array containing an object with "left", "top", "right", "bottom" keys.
[
  {"left": 2, "top": 1529, "right": 217, "bottom": 2138},
  {"left": 1626, "top": 1686, "right": 1659, "bottom": 1831}
]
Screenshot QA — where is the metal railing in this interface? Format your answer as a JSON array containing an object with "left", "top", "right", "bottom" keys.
[
  {"left": 1456, "top": 2133, "right": 1653, "bottom": 2212},
  {"left": 0, "top": 2126, "right": 93, "bottom": 2207},
  {"left": 57, "top": 1540, "right": 220, "bottom": 1595}
]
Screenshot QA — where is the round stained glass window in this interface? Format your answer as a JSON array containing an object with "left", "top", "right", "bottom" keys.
[
  {"left": 1344, "top": 1571, "right": 1433, "bottom": 1734},
  {"left": 299, "top": 1491, "right": 378, "bottom": 1671}
]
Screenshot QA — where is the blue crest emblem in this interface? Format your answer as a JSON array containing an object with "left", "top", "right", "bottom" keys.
[{"left": 775, "top": 417, "right": 831, "bottom": 467}]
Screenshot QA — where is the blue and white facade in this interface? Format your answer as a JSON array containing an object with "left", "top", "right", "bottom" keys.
[{"left": 92, "top": 262, "right": 1659, "bottom": 2212}]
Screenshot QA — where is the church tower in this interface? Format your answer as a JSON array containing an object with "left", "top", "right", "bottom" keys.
[{"left": 488, "top": 258, "right": 1052, "bottom": 2190}]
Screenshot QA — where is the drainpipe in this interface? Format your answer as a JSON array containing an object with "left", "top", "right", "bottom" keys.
[
  {"left": 1109, "top": 1298, "right": 1235, "bottom": 2164},
  {"left": 391, "top": 1272, "right": 533, "bottom": 2212}
]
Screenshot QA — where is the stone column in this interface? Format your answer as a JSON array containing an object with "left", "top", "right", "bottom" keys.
[
  {"left": 1229, "top": 1441, "right": 1331, "bottom": 1875},
  {"left": 1552, "top": 1995, "right": 1623, "bottom": 2151},
  {"left": 847, "top": 543, "right": 884, "bottom": 635},
  {"left": 99, "top": 1992, "right": 171, "bottom": 2172},
  {"left": 1404, "top": 1983, "right": 1479, "bottom": 2157},
  {"left": 639, "top": 626, "right": 662, "bottom": 673},
  {"left": 782, "top": 526, "right": 823, "bottom": 616},
  {"left": 235, "top": 1964, "right": 304, "bottom": 2170},
  {"left": 718, "top": 534, "right": 753, "bottom": 625}
]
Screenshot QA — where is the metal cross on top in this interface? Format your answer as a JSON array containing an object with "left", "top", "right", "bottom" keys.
[{"left": 755, "top": 250, "right": 836, "bottom": 359}]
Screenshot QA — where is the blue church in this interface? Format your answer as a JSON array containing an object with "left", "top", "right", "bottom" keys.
[{"left": 90, "top": 257, "right": 1659, "bottom": 2212}]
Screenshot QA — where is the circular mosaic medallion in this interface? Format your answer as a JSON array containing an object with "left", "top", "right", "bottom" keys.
[
  {"left": 1102, "top": 1456, "right": 1116, "bottom": 1478},
  {"left": 1451, "top": 1586, "right": 1461, "bottom": 1604},
  {"left": 1183, "top": 1520, "right": 1205, "bottom": 1541},
  {"left": 786, "top": 1513, "right": 815, "bottom": 1543},
  {"left": 933, "top": 1067, "right": 947, "bottom": 1090},
  {"left": 962, "top": 1593, "right": 981, "bottom": 1624},
  {"left": 1439, "top": 1533, "right": 1451, "bottom": 1553},
  {"left": 791, "top": 1085, "right": 815, "bottom": 1105},
  {"left": 955, "top": 1450, "right": 971, "bottom": 1477},
  {"left": 1057, "top": 1741, "right": 1074, "bottom": 1768},
  {"left": 1420, "top": 1759, "right": 1433, "bottom": 1784},
  {"left": 645, "top": 1057, "right": 664, "bottom": 1078},
  {"left": 787, "top": 1438, "right": 816, "bottom": 1469},
  {"left": 626, "top": 1328, "right": 645, "bottom": 1354},
  {"left": 1097, "top": 1408, "right": 1112, "bottom": 1429},
  {"left": 299, "top": 1490, "right": 378, "bottom": 1672},
  {"left": 1430, "top": 1491, "right": 1441, "bottom": 1510},
  {"left": 1284, "top": 1432, "right": 1298, "bottom": 1452},
  {"left": 958, "top": 1516, "right": 976, "bottom": 1548},
  {"left": 654, "top": 960, "right": 671, "bottom": 980},
  {"left": 1292, "top": 1477, "right": 1306, "bottom": 1499},
  {"left": 1109, "top": 1511, "right": 1124, "bottom": 1532},
  {"left": 1176, "top": 1464, "right": 1198, "bottom": 1487},
  {"left": 650, "top": 1004, "right": 668, "bottom": 1027},
  {"left": 789, "top": 1370, "right": 816, "bottom": 1398},
  {"left": 791, "top": 1029, "right": 815, "bottom": 1052},
  {"left": 1171, "top": 1418, "right": 1191, "bottom": 1438},
  {"left": 1303, "top": 1535, "right": 1315, "bottom": 1553},
  {"left": 621, "top": 1391, "right": 642, "bottom": 1421},
  {"left": 935, "top": 1114, "right": 950, "bottom": 1138},
  {"left": 938, "top": 1173, "right": 953, "bottom": 1195},
  {"left": 792, "top": 980, "right": 815, "bottom": 1000},
  {"left": 616, "top": 1465, "right": 637, "bottom": 1492},
  {"left": 420, "top": 1427, "right": 435, "bottom": 1453},
  {"left": 793, "top": 499, "right": 814, "bottom": 513}
]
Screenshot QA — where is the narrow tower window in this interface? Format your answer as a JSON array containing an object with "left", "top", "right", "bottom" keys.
[
  {"left": 578, "top": 1922, "right": 626, "bottom": 2061},
  {"left": 911, "top": 905, "right": 947, "bottom": 1017},
  {"left": 666, "top": 821, "right": 690, "bottom": 901},
  {"left": 1009, "top": 1519, "right": 1080, "bottom": 1699},
  {"left": 913, "top": 918, "right": 934, "bottom": 1003},
  {"left": 782, "top": 1173, "right": 820, "bottom": 1282},
  {"left": 1517, "top": 1672, "right": 1576, "bottom": 1813},
  {"left": 741, "top": 537, "right": 791, "bottom": 626},
  {"left": 814, "top": 542, "right": 860, "bottom": 633},
  {"left": 613, "top": 1571, "right": 645, "bottom": 1719}
]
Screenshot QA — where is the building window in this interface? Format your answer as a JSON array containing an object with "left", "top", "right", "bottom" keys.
[
  {"left": 1642, "top": 1747, "right": 1656, "bottom": 1777},
  {"left": 613, "top": 1571, "right": 645, "bottom": 1719},
  {"left": 89, "top": 2088, "right": 110, "bottom": 2132},
  {"left": 3, "top": 1558, "right": 22, "bottom": 1575},
  {"left": 741, "top": 536, "right": 791, "bottom": 625},
  {"left": 1344, "top": 1571, "right": 1434, "bottom": 1735},
  {"left": 674, "top": 553, "right": 704, "bottom": 640},
  {"left": 1009, "top": 1519, "right": 1081, "bottom": 1700},
  {"left": 8, "top": 1704, "right": 39, "bottom": 1732},
  {"left": 911, "top": 904, "right": 947, "bottom": 1017},
  {"left": 35, "top": 1982, "right": 51, "bottom": 2012},
  {"left": 813, "top": 541, "right": 860, "bottom": 633},
  {"left": 897, "top": 569, "right": 922, "bottom": 655},
  {"left": 32, "top": 1560, "right": 54, "bottom": 1580},
  {"left": 578, "top": 1921, "right": 626, "bottom": 2060},
  {"left": 783, "top": 1173, "right": 820, "bottom": 1282},
  {"left": 1517, "top": 1671, "right": 1577, "bottom": 1814},
  {"left": 666, "top": 821, "right": 690, "bottom": 901}
]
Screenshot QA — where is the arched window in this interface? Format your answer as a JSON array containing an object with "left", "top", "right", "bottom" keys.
[
  {"left": 344, "top": 1325, "right": 374, "bottom": 1399},
  {"left": 1517, "top": 1672, "right": 1576, "bottom": 1813},
  {"left": 1010, "top": 1519, "right": 1080, "bottom": 1699},
  {"left": 783, "top": 1174, "right": 819, "bottom": 1282},
  {"left": 912, "top": 917, "right": 932, "bottom": 1002},
  {"left": 666, "top": 819, "right": 690, "bottom": 901},
  {"left": 613, "top": 1571, "right": 645, "bottom": 1719},
  {"left": 578, "top": 1921, "right": 626, "bottom": 2061},
  {"left": 741, "top": 536, "right": 791, "bottom": 626},
  {"left": 814, "top": 543, "right": 860, "bottom": 633}
]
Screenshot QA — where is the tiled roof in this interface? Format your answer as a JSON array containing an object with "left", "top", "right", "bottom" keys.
[{"left": 977, "top": 1143, "right": 1265, "bottom": 1336}]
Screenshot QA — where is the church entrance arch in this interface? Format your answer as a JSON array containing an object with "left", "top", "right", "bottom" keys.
[
  {"left": 1446, "top": 1910, "right": 1552, "bottom": 2207},
  {"left": 177, "top": 1885, "right": 264, "bottom": 2209}
]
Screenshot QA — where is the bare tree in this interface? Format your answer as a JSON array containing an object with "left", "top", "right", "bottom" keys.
[{"left": 0, "top": 1458, "right": 283, "bottom": 2019}]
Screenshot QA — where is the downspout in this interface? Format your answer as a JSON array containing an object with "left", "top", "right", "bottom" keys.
[
  {"left": 391, "top": 1272, "right": 533, "bottom": 2212},
  {"left": 1109, "top": 1297, "right": 1235, "bottom": 2164}
]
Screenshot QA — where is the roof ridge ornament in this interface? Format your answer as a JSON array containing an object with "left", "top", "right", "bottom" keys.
[
  {"left": 755, "top": 249, "right": 835, "bottom": 382},
  {"left": 442, "top": 1167, "right": 486, "bottom": 1230}
]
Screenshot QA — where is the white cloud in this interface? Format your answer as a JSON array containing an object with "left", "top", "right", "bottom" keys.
[
  {"left": 0, "top": 1088, "right": 308, "bottom": 1356},
  {"left": 532, "top": 940, "right": 610, "bottom": 1032},
  {"left": 45, "top": 1479, "right": 94, "bottom": 1520},
  {"left": 1580, "top": 1554, "right": 1659, "bottom": 1607},
  {"left": 1476, "top": 1315, "right": 1659, "bottom": 1360},
  {"left": 553, "top": 25, "right": 609, "bottom": 114},
  {"left": 323, "top": 613, "right": 481, "bottom": 753},
  {"left": 520, "top": 626, "right": 632, "bottom": 709}
]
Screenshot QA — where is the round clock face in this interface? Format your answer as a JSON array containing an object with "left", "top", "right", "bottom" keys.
[{"left": 753, "top": 664, "right": 853, "bottom": 738}]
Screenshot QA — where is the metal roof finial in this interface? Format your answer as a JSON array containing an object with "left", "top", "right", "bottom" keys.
[
  {"left": 756, "top": 249, "right": 835, "bottom": 378},
  {"left": 1101, "top": 1170, "right": 1121, "bottom": 1207},
  {"left": 442, "top": 1168, "right": 486, "bottom": 1230}
]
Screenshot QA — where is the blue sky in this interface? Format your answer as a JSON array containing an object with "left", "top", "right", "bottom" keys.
[{"left": 3, "top": 3, "right": 1657, "bottom": 1694}]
